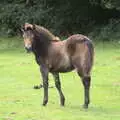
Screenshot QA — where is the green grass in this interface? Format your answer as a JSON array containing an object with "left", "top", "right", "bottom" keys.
[{"left": 0, "top": 38, "right": 120, "bottom": 120}]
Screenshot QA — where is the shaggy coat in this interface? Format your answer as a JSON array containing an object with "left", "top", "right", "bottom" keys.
[{"left": 22, "top": 23, "right": 94, "bottom": 109}]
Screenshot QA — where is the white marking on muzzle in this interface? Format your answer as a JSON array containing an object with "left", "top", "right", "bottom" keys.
[{"left": 25, "top": 44, "right": 32, "bottom": 49}]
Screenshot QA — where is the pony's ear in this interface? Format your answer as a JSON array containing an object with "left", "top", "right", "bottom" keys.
[
  {"left": 21, "top": 28, "right": 25, "bottom": 33},
  {"left": 24, "top": 23, "right": 33, "bottom": 30},
  {"left": 20, "top": 25, "right": 25, "bottom": 33},
  {"left": 32, "top": 24, "right": 36, "bottom": 30}
]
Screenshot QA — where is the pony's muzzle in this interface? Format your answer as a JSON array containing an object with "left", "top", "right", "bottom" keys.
[{"left": 25, "top": 46, "right": 32, "bottom": 53}]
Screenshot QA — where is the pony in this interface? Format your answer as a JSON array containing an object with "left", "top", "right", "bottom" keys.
[{"left": 21, "top": 23, "right": 94, "bottom": 109}]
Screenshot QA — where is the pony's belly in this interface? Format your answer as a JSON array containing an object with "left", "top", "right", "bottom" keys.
[
  {"left": 49, "top": 65, "right": 74, "bottom": 73},
  {"left": 49, "top": 50, "right": 74, "bottom": 72}
]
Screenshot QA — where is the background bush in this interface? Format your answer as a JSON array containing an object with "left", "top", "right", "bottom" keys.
[{"left": 0, "top": 0, "right": 120, "bottom": 40}]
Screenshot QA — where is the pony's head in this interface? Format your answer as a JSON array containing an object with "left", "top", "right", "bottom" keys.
[
  {"left": 21, "top": 23, "right": 35, "bottom": 53},
  {"left": 21, "top": 23, "right": 60, "bottom": 53}
]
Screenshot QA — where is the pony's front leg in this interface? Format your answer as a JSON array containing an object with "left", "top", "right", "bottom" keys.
[
  {"left": 40, "top": 65, "right": 49, "bottom": 106},
  {"left": 34, "top": 56, "right": 44, "bottom": 89},
  {"left": 52, "top": 72, "right": 65, "bottom": 106}
]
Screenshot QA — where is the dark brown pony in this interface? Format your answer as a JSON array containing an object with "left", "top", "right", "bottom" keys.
[{"left": 22, "top": 23, "right": 94, "bottom": 109}]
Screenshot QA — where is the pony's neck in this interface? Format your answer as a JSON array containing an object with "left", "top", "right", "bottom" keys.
[
  {"left": 35, "top": 25, "right": 55, "bottom": 40},
  {"left": 32, "top": 33, "right": 51, "bottom": 58},
  {"left": 32, "top": 25, "right": 56, "bottom": 58}
]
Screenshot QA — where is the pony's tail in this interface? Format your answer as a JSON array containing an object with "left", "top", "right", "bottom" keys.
[{"left": 85, "top": 39, "right": 94, "bottom": 72}]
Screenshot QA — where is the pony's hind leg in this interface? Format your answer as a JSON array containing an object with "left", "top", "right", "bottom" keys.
[
  {"left": 77, "top": 71, "right": 91, "bottom": 109},
  {"left": 81, "top": 76, "right": 91, "bottom": 109},
  {"left": 52, "top": 73, "right": 65, "bottom": 106}
]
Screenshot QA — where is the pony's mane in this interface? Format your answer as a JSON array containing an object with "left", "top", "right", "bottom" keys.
[
  {"left": 24, "top": 23, "right": 61, "bottom": 42},
  {"left": 34, "top": 24, "right": 56, "bottom": 41}
]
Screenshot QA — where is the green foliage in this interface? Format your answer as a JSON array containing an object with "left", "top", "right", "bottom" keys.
[
  {"left": 0, "top": 1, "right": 52, "bottom": 36},
  {"left": 90, "top": 0, "right": 120, "bottom": 9},
  {"left": 0, "top": 37, "right": 23, "bottom": 49},
  {"left": 0, "top": 0, "right": 120, "bottom": 38},
  {"left": 89, "top": 19, "right": 120, "bottom": 41}
]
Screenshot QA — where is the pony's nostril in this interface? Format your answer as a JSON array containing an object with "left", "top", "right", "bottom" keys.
[{"left": 25, "top": 46, "right": 32, "bottom": 53}]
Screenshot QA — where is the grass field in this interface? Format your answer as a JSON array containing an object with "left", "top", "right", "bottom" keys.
[{"left": 0, "top": 37, "right": 120, "bottom": 120}]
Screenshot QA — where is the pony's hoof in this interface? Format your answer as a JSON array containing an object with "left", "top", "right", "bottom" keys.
[
  {"left": 42, "top": 103, "right": 46, "bottom": 106},
  {"left": 33, "top": 84, "right": 43, "bottom": 89},
  {"left": 83, "top": 104, "right": 88, "bottom": 109},
  {"left": 60, "top": 101, "right": 65, "bottom": 107},
  {"left": 60, "top": 104, "right": 65, "bottom": 107},
  {"left": 42, "top": 101, "right": 48, "bottom": 106}
]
